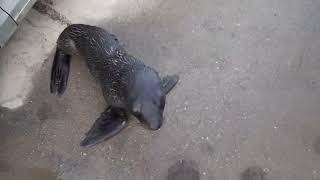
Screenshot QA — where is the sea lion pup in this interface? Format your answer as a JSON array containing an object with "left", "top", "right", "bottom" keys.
[{"left": 50, "top": 24, "right": 179, "bottom": 147}]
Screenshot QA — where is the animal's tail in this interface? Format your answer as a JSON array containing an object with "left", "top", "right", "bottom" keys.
[{"left": 50, "top": 48, "right": 71, "bottom": 95}]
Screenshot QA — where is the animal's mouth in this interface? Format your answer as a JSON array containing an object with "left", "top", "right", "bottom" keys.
[
  {"left": 133, "top": 113, "right": 144, "bottom": 122},
  {"left": 133, "top": 113, "right": 161, "bottom": 130}
]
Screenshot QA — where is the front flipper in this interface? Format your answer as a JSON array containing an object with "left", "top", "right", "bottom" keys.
[
  {"left": 80, "top": 107, "right": 128, "bottom": 147},
  {"left": 162, "top": 75, "right": 179, "bottom": 95}
]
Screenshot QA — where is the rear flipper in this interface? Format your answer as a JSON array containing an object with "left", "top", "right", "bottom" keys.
[
  {"left": 162, "top": 75, "right": 179, "bottom": 95},
  {"left": 80, "top": 107, "right": 128, "bottom": 147},
  {"left": 50, "top": 48, "right": 71, "bottom": 95}
]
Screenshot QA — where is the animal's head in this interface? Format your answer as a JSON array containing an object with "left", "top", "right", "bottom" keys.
[{"left": 129, "top": 68, "right": 179, "bottom": 130}]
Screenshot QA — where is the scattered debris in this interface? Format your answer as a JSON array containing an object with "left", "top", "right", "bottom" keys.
[{"left": 33, "top": 0, "right": 71, "bottom": 25}]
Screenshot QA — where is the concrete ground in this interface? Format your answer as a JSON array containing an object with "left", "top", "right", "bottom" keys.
[{"left": 1, "top": 0, "right": 320, "bottom": 179}]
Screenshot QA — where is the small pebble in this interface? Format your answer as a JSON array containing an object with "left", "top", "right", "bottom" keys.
[
  {"left": 202, "top": 172, "right": 206, "bottom": 175},
  {"left": 263, "top": 168, "right": 270, "bottom": 173}
]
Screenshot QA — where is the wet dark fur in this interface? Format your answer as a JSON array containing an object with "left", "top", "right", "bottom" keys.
[{"left": 50, "top": 24, "right": 179, "bottom": 146}]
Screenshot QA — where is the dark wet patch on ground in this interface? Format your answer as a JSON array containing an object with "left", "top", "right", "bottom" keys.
[
  {"left": 27, "top": 167, "right": 59, "bottom": 180},
  {"left": 0, "top": 160, "right": 59, "bottom": 180},
  {"left": 37, "top": 101, "right": 56, "bottom": 123},
  {"left": 313, "top": 136, "right": 320, "bottom": 155},
  {"left": 241, "top": 166, "right": 266, "bottom": 180},
  {"left": 0, "top": 105, "right": 38, "bottom": 146},
  {"left": 0, "top": 160, "right": 11, "bottom": 172},
  {"left": 0, "top": 54, "right": 67, "bottom": 180},
  {"left": 167, "top": 159, "right": 200, "bottom": 180}
]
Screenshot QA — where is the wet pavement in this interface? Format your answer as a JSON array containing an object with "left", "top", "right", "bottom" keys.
[{"left": 1, "top": 0, "right": 320, "bottom": 179}]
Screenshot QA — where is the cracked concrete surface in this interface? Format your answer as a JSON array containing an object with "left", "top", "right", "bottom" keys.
[{"left": 1, "top": 0, "right": 320, "bottom": 179}]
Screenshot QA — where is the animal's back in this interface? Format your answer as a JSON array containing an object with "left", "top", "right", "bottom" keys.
[
  {"left": 53, "top": 24, "right": 145, "bottom": 107},
  {"left": 57, "top": 24, "right": 126, "bottom": 73}
]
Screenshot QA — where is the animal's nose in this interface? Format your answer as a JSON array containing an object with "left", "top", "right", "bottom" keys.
[
  {"left": 149, "top": 124, "right": 161, "bottom": 130},
  {"left": 149, "top": 120, "right": 162, "bottom": 130}
]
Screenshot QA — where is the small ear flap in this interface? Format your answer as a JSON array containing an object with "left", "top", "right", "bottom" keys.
[{"left": 162, "top": 74, "right": 179, "bottom": 95}]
